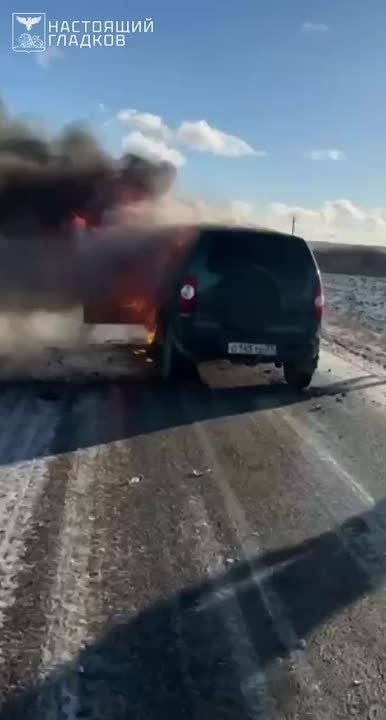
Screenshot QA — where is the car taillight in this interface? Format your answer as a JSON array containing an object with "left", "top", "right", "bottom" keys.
[
  {"left": 179, "top": 276, "right": 197, "bottom": 312},
  {"left": 314, "top": 273, "right": 324, "bottom": 320}
]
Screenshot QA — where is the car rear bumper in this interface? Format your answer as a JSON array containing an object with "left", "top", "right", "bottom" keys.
[{"left": 174, "top": 317, "right": 321, "bottom": 363}]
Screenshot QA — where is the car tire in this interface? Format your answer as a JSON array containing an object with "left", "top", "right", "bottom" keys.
[
  {"left": 153, "top": 324, "right": 197, "bottom": 383},
  {"left": 283, "top": 361, "right": 315, "bottom": 390}
]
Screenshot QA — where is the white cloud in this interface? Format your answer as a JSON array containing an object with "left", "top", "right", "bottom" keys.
[
  {"left": 122, "top": 131, "right": 186, "bottom": 167},
  {"left": 324, "top": 199, "right": 367, "bottom": 222},
  {"left": 151, "top": 196, "right": 264, "bottom": 227},
  {"left": 98, "top": 103, "right": 106, "bottom": 113},
  {"left": 117, "top": 109, "right": 171, "bottom": 140},
  {"left": 302, "top": 21, "right": 330, "bottom": 33},
  {"left": 305, "top": 149, "right": 345, "bottom": 161},
  {"left": 264, "top": 199, "right": 386, "bottom": 245},
  {"left": 153, "top": 197, "right": 386, "bottom": 246},
  {"left": 116, "top": 109, "right": 262, "bottom": 159},
  {"left": 176, "top": 120, "right": 261, "bottom": 157},
  {"left": 36, "top": 47, "right": 63, "bottom": 68}
]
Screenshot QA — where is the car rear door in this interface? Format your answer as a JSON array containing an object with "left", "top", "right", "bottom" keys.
[{"left": 186, "top": 227, "right": 319, "bottom": 340}]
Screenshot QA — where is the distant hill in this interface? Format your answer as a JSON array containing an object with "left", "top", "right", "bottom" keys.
[{"left": 310, "top": 241, "right": 386, "bottom": 277}]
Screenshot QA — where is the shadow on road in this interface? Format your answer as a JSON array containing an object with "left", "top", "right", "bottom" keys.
[
  {"left": 0, "top": 362, "right": 384, "bottom": 465},
  {"left": 2, "top": 497, "right": 386, "bottom": 719},
  {"left": 307, "top": 374, "right": 386, "bottom": 398}
]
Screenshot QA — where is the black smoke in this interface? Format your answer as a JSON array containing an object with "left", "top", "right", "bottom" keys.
[
  {"left": 0, "top": 103, "right": 181, "bottom": 317},
  {"left": 0, "top": 107, "right": 177, "bottom": 230}
]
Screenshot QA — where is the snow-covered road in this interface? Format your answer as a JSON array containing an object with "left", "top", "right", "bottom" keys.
[{"left": 0, "top": 272, "right": 384, "bottom": 718}]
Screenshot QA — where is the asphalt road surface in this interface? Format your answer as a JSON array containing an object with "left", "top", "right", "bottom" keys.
[{"left": 0, "top": 341, "right": 385, "bottom": 719}]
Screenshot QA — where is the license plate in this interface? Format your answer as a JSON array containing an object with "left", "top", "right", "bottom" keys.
[{"left": 228, "top": 342, "right": 276, "bottom": 356}]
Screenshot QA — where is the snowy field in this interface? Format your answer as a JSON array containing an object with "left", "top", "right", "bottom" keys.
[{"left": 323, "top": 273, "right": 386, "bottom": 370}]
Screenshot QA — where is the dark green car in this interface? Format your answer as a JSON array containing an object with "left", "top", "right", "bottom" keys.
[{"left": 152, "top": 224, "right": 324, "bottom": 389}]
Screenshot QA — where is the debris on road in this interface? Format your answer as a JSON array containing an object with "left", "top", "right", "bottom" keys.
[
  {"left": 129, "top": 475, "right": 143, "bottom": 485},
  {"left": 310, "top": 404, "right": 323, "bottom": 412},
  {"left": 191, "top": 468, "right": 212, "bottom": 477}
]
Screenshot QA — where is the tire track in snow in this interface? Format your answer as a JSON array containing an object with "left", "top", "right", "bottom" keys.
[
  {"left": 0, "top": 394, "right": 66, "bottom": 703},
  {"left": 179, "top": 392, "right": 328, "bottom": 720},
  {"left": 34, "top": 392, "right": 104, "bottom": 720},
  {"left": 177, "top": 490, "right": 268, "bottom": 719},
  {"left": 0, "top": 452, "right": 69, "bottom": 704},
  {"left": 40, "top": 455, "right": 97, "bottom": 673},
  {"left": 67, "top": 403, "right": 192, "bottom": 720}
]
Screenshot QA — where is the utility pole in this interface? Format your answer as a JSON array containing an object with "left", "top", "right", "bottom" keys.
[{"left": 291, "top": 216, "right": 296, "bottom": 235}]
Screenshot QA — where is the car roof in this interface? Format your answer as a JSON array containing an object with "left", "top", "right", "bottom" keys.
[
  {"left": 196, "top": 223, "right": 304, "bottom": 241},
  {"left": 157, "top": 221, "right": 306, "bottom": 244}
]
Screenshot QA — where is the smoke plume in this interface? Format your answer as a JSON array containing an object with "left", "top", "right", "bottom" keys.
[{"left": 0, "top": 102, "right": 254, "bottom": 365}]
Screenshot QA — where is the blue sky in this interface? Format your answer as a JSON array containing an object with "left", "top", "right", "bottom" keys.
[{"left": 1, "top": 0, "right": 386, "bottom": 242}]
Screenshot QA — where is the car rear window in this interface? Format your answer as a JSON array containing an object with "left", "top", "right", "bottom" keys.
[{"left": 204, "top": 229, "right": 313, "bottom": 274}]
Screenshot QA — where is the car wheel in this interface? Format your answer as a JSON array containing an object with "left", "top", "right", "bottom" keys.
[
  {"left": 283, "top": 361, "right": 315, "bottom": 390},
  {"left": 153, "top": 325, "right": 197, "bottom": 383}
]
